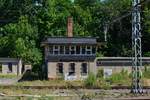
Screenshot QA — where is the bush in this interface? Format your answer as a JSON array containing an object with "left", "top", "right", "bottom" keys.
[
  {"left": 84, "top": 72, "right": 96, "bottom": 87},
  {"left": 143, "top": 65, "right": 150, "bottom": 79},
  {"left": 97, "top": 68, "right": 104, "bottom": 78}
]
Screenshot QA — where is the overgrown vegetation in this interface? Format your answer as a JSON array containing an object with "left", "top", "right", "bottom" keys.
[
  {"left": 108, "top": 69, "right": 131, "bottom": 86},
  {"left": 143, "top": 65, "right": 150, "bottom": 79},
  {"left": 84, "top": 69, "right": 131, "bottom": 88},
  {"left": 84, "top": 72, "right": 97, "bottom": 88}
]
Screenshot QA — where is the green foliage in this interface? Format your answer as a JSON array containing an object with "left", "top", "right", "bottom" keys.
[
  {"left": 0, "top": 74, "right": 19, "bottom": 78},
  {"left": 84, "top": 72, "right": 96, "bottom": 87},
  {"left": 108, "top": 69, "right": 130, "bottom": 85},
  {"left": 1, "top": 16, "right": 42, "bottom": 67},
  {"left": 143, "top": 65, "right": 150, "bottom": 79},
  {"left": 97, "top": 68, "right": 104, "bottom": 78}
]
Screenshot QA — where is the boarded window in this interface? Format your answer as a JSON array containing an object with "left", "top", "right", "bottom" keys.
[
  {"left": 81, "top": 63, "right": 87, "bottom": 75},
  {"left": 68, "top": 63, "right": 75, "bottom": 76},
  {"left": 8, "top": 63, "right": 12, "bottom": 73},
  {"left": 56, "top": 63, "right": 63, "bottom": 75}
]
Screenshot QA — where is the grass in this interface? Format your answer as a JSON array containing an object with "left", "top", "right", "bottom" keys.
[
  {"left": 16, "top": 80, "right": 84, "bottom": 87},
  {"left": 107, "top": 70, "right": 131, "bottom": 86},
  {"left": 0, "top": 74, "right": 20, "bottom": 78}
]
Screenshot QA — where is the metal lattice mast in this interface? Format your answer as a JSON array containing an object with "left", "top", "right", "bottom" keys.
[{"left": 131, "top": 0, "right": 143, "bottom": 93}]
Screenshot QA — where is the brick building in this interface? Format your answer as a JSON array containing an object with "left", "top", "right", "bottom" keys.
[{"left": 41, "top": 17, "right": 98, "bottom": 80}]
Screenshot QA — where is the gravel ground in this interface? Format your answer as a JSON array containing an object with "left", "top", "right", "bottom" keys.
[
  {"left": 0, "top": 78, "right": 19, "bottom": 85},
  {"left": 0, "top": 89, "right": 150, "bottom": 100}
]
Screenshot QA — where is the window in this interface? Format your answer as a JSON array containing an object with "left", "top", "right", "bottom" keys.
[
  {"left": 92, "top": 46, "right": 96, "bottom": 54},
  {"left": 54, "top": 45, "right": 59, "bottom": 54},
  {"left": 65, "top": 46, "right": 70, "bottom": 54},
  {"left": 76, "top": 46, "right": 80, "bottom": 54},
  {"left": 70, "top": 46, "right": 75, "bottom": 54},
  {"left": 81, "top": 63, "right": 87, "bottom": 75},
  {"left": 82, "top": 46, "right": 86, "bottom": 54},
  {"left": 56, "top": 63, "right": 63, "bottom": 75},
  {"left": 60, "top": 46, "right": 64, "bottom": 54},
  {"left": 49, "top": 46, "right": 53, "bottom": 54},
  {"left": 8, "top": 63, "right": 12, "bottom": 73},
  {"left": 86, "top": 46, "right": 91, "bottom": 54},
  {"left": 68, "top": 63, "right": 75, "bottom": 76}
]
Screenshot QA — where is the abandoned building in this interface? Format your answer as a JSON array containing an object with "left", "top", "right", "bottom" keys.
[
  {"left": 0, "top": 58, "right": 22, "bottom": 75},
  {"left": 41, "top": 17, "right": 98, "bottom": 80}
]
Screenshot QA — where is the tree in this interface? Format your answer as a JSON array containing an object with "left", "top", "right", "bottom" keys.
[{"left": 1, "top": 16, "right": 42, "bottom": 67}]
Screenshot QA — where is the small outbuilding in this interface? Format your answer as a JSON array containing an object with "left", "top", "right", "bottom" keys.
[{"left": 0, "top": 58, "right": 22, "bottom": 75}]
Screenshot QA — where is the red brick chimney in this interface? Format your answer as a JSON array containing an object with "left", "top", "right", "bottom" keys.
[{"left": 67, "top": 17, "right": 73, "bottom": 37}]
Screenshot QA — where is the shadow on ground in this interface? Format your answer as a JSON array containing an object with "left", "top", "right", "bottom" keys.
[{"left": 18, "top": 70, "right": 43, "bottom": 82}]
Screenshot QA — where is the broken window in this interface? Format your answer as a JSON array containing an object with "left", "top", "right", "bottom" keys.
[
  {"left": 68, "top": 63, "right": 75, "bottom": 76},
  {"left": 82, "top": 46, "right": 86, "bottom": 54},
  {"left": 76, "top": 46, "right": 80, "bottom": 54},
  {"left": 60, "top": 46, "right": 64, "bottom": 54},
  {"left": 81, "top": 63, "right": 87, "bottom": 75},
  {"left": 56, "top": 63, "right": 63, "bottom": 75},
  {"left": 86, "top": 46, "right": 91, "bottom": 54},
  {"left": 54, "top": 45, "right": 59, "bottom": 54},
  {"left": 8, "top": 63, "right": 12, "bottom": 73},
  {"left": 49, "top": 46, "right": 53, "bottom": 54},
  {"left": 65, "top": 46, "right": 70, "bottom": 54},
  {"left": 70, "top": 46, "right": 75, "bottom": 54},
  {"left": 92, "top": 46, "right": 96, "bottom": 54}
]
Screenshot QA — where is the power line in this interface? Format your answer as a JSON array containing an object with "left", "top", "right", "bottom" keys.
[{"left": 104, "top": 0, "right": 150, "bottom": 42}]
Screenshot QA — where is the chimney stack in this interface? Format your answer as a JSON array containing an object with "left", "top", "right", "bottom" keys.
[{"left": 67, "top": 17, "right": 73, "bottom": 37}]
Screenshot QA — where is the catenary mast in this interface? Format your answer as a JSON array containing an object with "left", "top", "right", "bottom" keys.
[{"left": 131, "top": 0, "right": 143, "bottom": 93}]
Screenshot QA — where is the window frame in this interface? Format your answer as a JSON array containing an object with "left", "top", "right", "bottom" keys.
[
  {"left": 81, "top": 63, "right": 88, "bottom": 76},
  {"left": 68, "top": 63, "right": 75, "bottom": 76}
]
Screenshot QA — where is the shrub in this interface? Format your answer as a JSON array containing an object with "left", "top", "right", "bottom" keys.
[
  {"left": 143, "top": 65, "right": 150, "bottom": 79},
  {"left": 108, "top": 69, "right": 130, "bottom": 85},
  {"left": 97, "top": 68, "right": 104, "bottom": 78},
  {"left": 84, "top": 72, "right": 96, "bottom": 87}
]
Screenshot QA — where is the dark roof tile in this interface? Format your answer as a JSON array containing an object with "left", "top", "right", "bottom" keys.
[{"left": 42, "top": 37, "right": 97, "bottom": 45}]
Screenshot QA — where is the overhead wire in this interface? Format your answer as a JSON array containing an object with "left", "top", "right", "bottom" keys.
[{"left": 104, "top": 0, "right": 150, "bottom": 41}]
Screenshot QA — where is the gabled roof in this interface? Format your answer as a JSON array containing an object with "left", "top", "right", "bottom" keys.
[{"left": 41, "top": 37, "right": 97, "bottom": 45}]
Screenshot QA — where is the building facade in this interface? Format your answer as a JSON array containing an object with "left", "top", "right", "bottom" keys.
[
  {"left": 42, "top": 37, "right": 97, "bottom": 80},
  {"left": 0, "top": 58, "right": 22, "bottom": 75},
  {"left": 41, "top": 17, "right": 98, "bottom": 80},
  {"left": 96, "top": 57, "right": 150, "bottom": 77}
]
